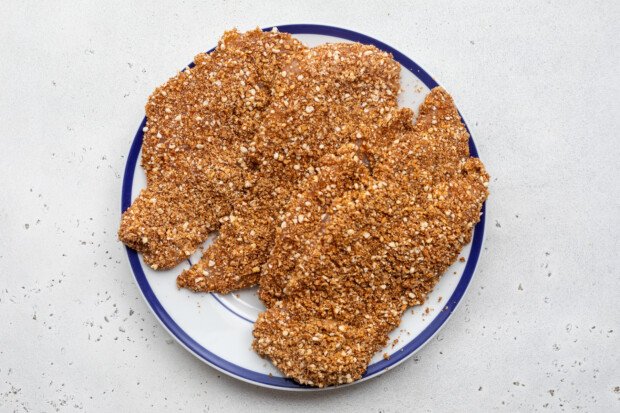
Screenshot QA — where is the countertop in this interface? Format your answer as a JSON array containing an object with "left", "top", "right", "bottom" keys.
[{"left": 1, "top": 1, "right": 618, "bottom": 411}]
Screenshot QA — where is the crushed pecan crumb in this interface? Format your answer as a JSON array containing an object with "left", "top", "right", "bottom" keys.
[
  {"left": 253, "top": 88, "right": 488, "bottom": 387},
  {"left": 118, "top": 28, "right": 489, "bottom": 388}
]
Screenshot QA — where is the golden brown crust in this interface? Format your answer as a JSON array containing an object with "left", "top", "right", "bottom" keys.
[
  {"left": 119, "top": 29, "right": 303, "bottom": 269},
  {"left": 120, "top": 29, "right": 400, "bottom": 279},
  {"left": 118, "top": 29, "right": 489, "bottom": 387},
  {"left": 252, "top": 88, "right": 489, "bottom": 387},
  {"left": 172, "top": 33, "right": 401, "bottom": 290},
  {"left": 258, "top": 143, "right": 371, "bottom": 306}
]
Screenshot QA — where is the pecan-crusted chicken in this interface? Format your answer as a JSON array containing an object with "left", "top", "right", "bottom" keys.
[
  {"left": 253, "top": 88, "right": 489, "bottom": 387},
  {"left": 119, "top": 29, "right": 400, "bottom": 291},
  {"left": 118, "top": 28, "right": 489, "bottom": 388}
]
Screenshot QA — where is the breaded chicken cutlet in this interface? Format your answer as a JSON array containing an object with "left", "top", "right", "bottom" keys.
[
  {"left": 118, "top": 28, "right": 489, "bottom": 388},
  {"left": 118, "top": 28, "right": 401, "bottom": 292},
  {"left": 253, "top": 88, "right": 489, "bottom": 387}
]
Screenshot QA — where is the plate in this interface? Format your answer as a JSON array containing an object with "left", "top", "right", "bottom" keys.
[{"left": 121, "top": 24, "right": 486, "bottom": 391}]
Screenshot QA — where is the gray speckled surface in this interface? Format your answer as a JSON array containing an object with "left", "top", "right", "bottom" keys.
[{"left": 1, "top": 1, "right": 618, "bottom": 411}]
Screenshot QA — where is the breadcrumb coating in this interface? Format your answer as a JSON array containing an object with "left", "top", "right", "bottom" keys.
[
  {"left": 119, "top": 29, "right": 400, "bottom": 286},
  {"left": 118, "top": 29, "right": 489, "bottom": 387},
  {"left": 253, "top": 88, "right": 489, "bottom": 387}
]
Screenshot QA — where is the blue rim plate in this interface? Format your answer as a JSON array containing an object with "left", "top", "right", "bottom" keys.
[{"left": 121, "top": 24, "right": 486, "bottom": 390}]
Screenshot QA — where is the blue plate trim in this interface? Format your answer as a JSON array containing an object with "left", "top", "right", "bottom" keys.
[{"left": 122, "top": 24, "right": 486, "bottom": 389}]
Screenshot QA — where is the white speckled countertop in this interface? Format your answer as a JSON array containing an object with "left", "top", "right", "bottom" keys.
[{"left": 1, "top": 1, "right": 618, "bottom": 411}]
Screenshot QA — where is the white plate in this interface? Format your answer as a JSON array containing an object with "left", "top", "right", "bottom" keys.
[{"left": 121, "top": 24, "right": 486, "bottom": 391}]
